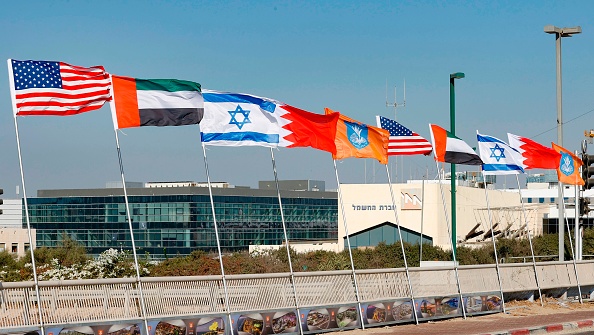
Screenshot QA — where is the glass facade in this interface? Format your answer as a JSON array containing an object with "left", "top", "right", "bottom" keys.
[
  {"left": 347, "top": 223, "right": 432, "bottom": 248},
  {"left": 526, "top": 171, "right": 558, "bottom": 184},
  {"left": 26, "top": 191, "right": 337, "bottom": 259},
  {"left": 542, "top": 217, "right": 594, "bottom": 234}
]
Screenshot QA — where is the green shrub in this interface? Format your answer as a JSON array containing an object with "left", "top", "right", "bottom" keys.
[{"left": 5, "top": 230, "right": 594, "bottom": 281}]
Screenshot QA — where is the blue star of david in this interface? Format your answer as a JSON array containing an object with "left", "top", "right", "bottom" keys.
[
  {"left": 228, "top": 105, "right": 251, "bottom": 129},
  {"left": 489, "top": 143, "right": 506, "bottom": 162}
]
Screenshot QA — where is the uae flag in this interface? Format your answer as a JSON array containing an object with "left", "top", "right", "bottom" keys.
[
  {"left": 429, "top": 124, "right": 482, "bottom": 165},
  {"left": 110, "top": 75, "right": 204, "bottom": 129}
]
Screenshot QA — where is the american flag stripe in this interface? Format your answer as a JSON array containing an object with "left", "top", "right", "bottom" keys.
[
  {"left": 16, "top": 104, "right": 109, "bottom": 115},
  {"left": 61, "top": 82, "right": 110, "bottom": 88},
  {"left": 17, "top": 104, "right": 110, "bottom": 115},
  {"left": 15, "top": 98, "right": 110, "bottom": 111},
  {"left": 377, "top": 115, "right": 433, "bottom": 156},
  {"left": 9, "top": 59, "right": 111, "bottom": 116},
  {"left": 388, "top": 142, "right": 433, "bottom": 154},
  {"left": 59, "top": 65, "right": 107, "bottom": 76},
  {"left": 15, "top": 89, "right": 111, "bottom": 100},
  {"left": 15, "top": 104, "right": 110, "bottom": 115},
  {"left": 17, "top": 97, "right": 111, "bottom": 108}
]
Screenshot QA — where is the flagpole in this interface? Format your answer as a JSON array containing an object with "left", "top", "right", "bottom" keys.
[
  {"left": 333, "top": 159, "right": 366, "bottom": 329},
  {"left": 113, "top": 130, "right": 150, "bottom": 335},
  {"left": 515, "top": 175, "right": 544, "bottom": 306},
  {"left": 201, "top": 143, "right": 234, "bottom": 334},
  {"left": 575, "top": 182, "right": 581, "bottom": 261},
  {"left": 8, "top": 58, "right": 45, "bottom": 334},
  {"left": 13, "top": 117, "right": 45, "bottom": 335},
  {"left": 481, "top": 179, "right": 506, "bottom": 313},
  {"left": 562, "top": 200, "right": 583, "bottom": 303},
  {"left": 269, "top": 148, "right": 304, "bottom": 335},
  {"left": 420, "top": 172, "right": 426, "bottom": 263},
  {"left": 384, "top": 164, "right": 418, "bottom": 325},
  {"left": 434, "top": 161, "right": 466, "bottom": 319}
]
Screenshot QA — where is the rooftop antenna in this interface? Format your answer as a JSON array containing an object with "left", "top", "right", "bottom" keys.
[
  {"left": 386, "top": 79, "right": 406, "bottom": 120},
  {"left": 385, "top": 79, "right": 406, "bottom": 182}
]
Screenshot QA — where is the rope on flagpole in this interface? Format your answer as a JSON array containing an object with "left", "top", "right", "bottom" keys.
[
  {"left": 269, "top": 148, "right": 305, "bottom": 335},
  {"left": 434, "top": 161, "right": 466, "bottom": 319},
  {"left": 384, "top": 164, "right": 418, "bottom": 325},
  {"left": 13, "top": 116, "right": 46, "bottom": 335},
  {"left": 113, "top": 130, "right": 150, "bottom": 335},
  {"left": 515, "top": 175, "right": 544, "bottom": 306},
  {"left": 482, "top": 181, "right": 507, "bottom": 313},
  {"left": 333, "top": 159, "right": 366, "bottom": 329},
  {"left": 201, "top": 143, "right": 235, "bottom": 335}
]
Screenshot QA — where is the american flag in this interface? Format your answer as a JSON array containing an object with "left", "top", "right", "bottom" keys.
[
  {"left": 8, "top": 59, "right": 111, "bottom": 116},
  {"left": 377, "top": 115, "right": 432, "bottom": 155}
]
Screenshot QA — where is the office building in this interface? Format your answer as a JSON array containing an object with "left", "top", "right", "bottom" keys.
[{"left": 27, "top": 181, "right": 337, "bottom": 258}]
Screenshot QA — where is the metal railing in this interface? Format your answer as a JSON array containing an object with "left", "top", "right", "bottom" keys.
[{"left": 2, "top": 260, "right": 592, "bottom": 334}]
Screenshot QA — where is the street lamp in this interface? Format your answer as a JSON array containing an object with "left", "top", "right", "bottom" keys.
[
  {"left": 450, "top": 72, "right": 464, "bottom": 258},
  {"left": 544, "top": 25, "right": 581, "bottom": 261}
]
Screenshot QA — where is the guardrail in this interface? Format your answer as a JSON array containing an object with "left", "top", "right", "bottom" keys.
[{"left": 1, "top": 260, "right": 592, "bottom": 335}]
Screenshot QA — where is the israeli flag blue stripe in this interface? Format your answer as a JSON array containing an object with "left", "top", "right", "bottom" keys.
[
  {"left": 203, "top": 92, "right": 276, "bottom": 113},
  {"left": 482, "top": 164, "right": 524, "bottom": 172},
  {"left": 477, "top": 133, "right": 513, "bottom": 147},
  {"left": 201, "top": 132, "right": 280, "bottom": 144}
]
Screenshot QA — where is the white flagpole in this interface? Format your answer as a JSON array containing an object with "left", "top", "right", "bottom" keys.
[
  {"left": 8, "top": 58, "right": 45, "bottom": 335},
  {"left": 269, "top": 148, "right": 304, "bottom": 335},
  {"left": 201, "top": 143, "right": 234, "bottom": 334},
  {"left": 13, "top": 117, "right": 45, "bottom": 335},
  {"left": 113, "top": 130, "right": 150, "bottom": 335},
  {"left": 420, "top": 173, "right": 426, "bottom": 263},
  {"left": 575, "top": 183, "right": 581, "bottom": 261},
  {"left": 481, "top": 177, "right": 506, "bottom": 313},
  {"left": 384, "top": 164, "right": 418, "bottom": 325},
  {"left": 515, "top": 175, "right": 544, "bottom": 306},
  {"left": 434, "top": 161, "right": 466, "bottom": 319},
  {"left": 562, "top": 199, "right": 583, "bottom": 303},
  {"left": 333, "top": 159, "right": 366, "bottom": 329}
]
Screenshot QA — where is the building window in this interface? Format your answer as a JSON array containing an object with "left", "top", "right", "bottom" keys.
[
  {"left": 24, "top": 243, "right": 31, "bottom": 252},
  {"left": 0, "top": 243, "right": 5, "bottom": 251},
  {"left": 11, "top": 243, "right": 18, "bottom": 253}
]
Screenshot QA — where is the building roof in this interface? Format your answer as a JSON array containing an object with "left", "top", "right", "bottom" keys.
[{"left": 37, "top": 186, "right": 337, "bottom": 200}]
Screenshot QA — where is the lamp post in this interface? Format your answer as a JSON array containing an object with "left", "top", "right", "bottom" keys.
[
  {"left": 544, "top": 25, "right": 581, "bottom": 261},
  {"left": 450, "top": 72, "right": 464, "bottom": 258}
]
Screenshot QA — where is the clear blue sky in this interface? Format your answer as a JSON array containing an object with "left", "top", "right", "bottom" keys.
[{"left": 1, "top": 0, "right": 594, "bottom": 197}]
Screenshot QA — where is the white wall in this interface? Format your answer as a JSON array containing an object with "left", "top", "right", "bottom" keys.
[
  {"left": 0, "top": 199, "right": 22, "bottom": 228},
  {"left": 338, "top": 183, "right": 525, "bottom": 250},
  {"left": 0, "top": 228, "right": 35, "bottom": 258}
]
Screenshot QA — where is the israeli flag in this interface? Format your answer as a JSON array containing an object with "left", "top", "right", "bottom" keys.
[
  {"left": 477, "top": 132, "right": 525, "bottom": 175},
  {"left": 200, "top": 90, "right": 290, "bottom": 147}
]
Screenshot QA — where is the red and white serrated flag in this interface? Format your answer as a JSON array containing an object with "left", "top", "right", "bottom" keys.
[{"left": 507, "top": 133, "right": 561, "bottom": 170}]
